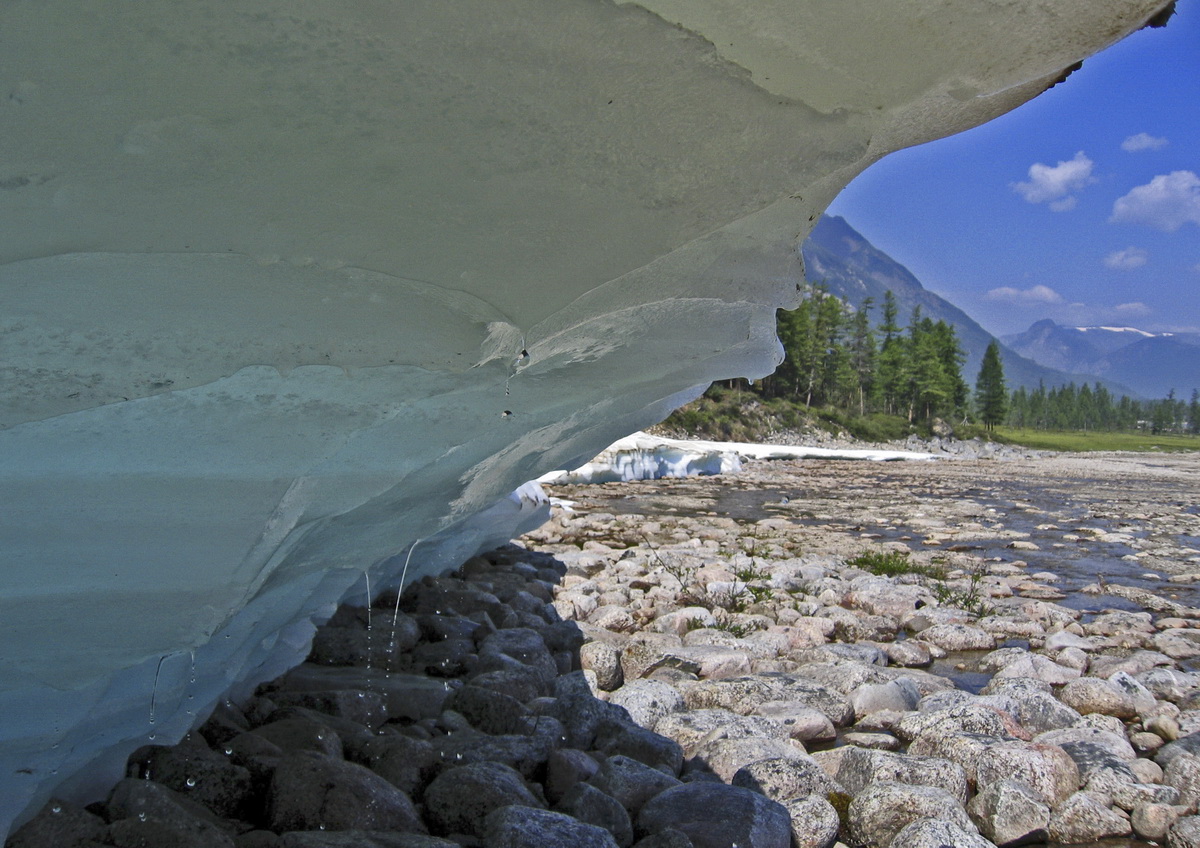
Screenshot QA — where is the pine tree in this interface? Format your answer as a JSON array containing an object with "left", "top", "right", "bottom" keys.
[{"left": 975, "top": 340, "right": 1007, "bottom": 430}]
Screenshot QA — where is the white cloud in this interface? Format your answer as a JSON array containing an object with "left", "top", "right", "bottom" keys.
[
  {"left": 1012, "top": 151, "right": 1096, "bottom": 209},
  {"left": 1121, "top": 132, "right": 1169, "bottom": 152},
  {"left": 1102, "top": 247, "right": 1148, "bottom": 270},
  {"left": 1114, "top": 302, "right": 1152, "bottom": 316},
  {"left": 985, "top": 284, "right": 1065, "bottom": 304},
  {"left": 1110, "top": 170, "right": 1200, "bottom": 232}
]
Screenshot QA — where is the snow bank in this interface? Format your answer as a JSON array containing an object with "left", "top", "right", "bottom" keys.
[{"left": 540, "top": 432, "right": 933, "bottom": 484}]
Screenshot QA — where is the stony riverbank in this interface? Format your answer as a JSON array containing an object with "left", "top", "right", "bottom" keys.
[{"left": 12, "top": 451, "right": 1200, "bottom": 848}]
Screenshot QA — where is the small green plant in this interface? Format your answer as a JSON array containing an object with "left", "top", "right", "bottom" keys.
[
  {"left": 734, "top": 562, "right": 771, "bottom": 582},
  {"left": 847, "top": 550, "right": 944, "bottom": 579},
  {"left": 931, "top": 567, "right": 994, "bottom": 617},
  {"left": 713, "top": 619, "right": 753, "bottom": 638}
]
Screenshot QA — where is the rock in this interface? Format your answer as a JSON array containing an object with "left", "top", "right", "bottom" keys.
[
  {"left": 654, "top": 710, "right": 791, "bottom": 757},
  {"left": 990, "top": 653, "right": 1080, "bottom": 686},
  {"left": 364, "top": 735, "right": 437, "bottom": 796},
  {"left": 750, "top": 701, "right": 837, "bottom": 743},
  {"left": 888, "top": 819, "right": 996, "bottom": 848},
  {"left": 850, "top": 679, "right": 921, "bottom": 720},
  {"left": 835, "top": 747, "right": 968, "bottom": 805},
  {"left": 731, "top": 756, "right": 840, "bottom": 801},
  {"left": 554, "top": 671, "right": 635, "bottom": 749},
  {"left": 554, "top": 783, "right": 635, "bottom": 848},
  {"left": 1155, "top": 629, "right": 1200, "bottom": 660},
  {"left": 1048, "top": 791, "right": 1133, "bottom": 844},
  {"left": 483, "top": 806, "right": 621, "bottom": 848},
  {"left": 5, "top": 799, "right": 109, "bottom": 848},
  {"left": 446, "top": 684, "right": 529, "bottom": 735},
  {"left": 1169, "top": 816, "right": 1200, "bottom": 848},
  {"left": 636, "top": 783, "right": 793, "bottom": 848},
  {"left": 588, "top": 755, "right": 682, "bottom": 817},
  {"left": 1165, "top": 752, "right": 1200, "bottom": 811},
  {"left": 652, "top": 608, "right": 718, "bottom": 636},
  {"left": 266, "top": 752, "right": 424, "bottom": 834},
  {"left": 278, "top": 835, "right": 456, "bottom": 848},
  {"left": 270, "top": 689, "right": 389, "bottom": 729},
  {"left": 593, "top": 719, "right": 685, "bottom": 776},
  {"left": 250, "top": 717, "right": 344, "bottom": 759},
  {"left": 967, "top": 779, "right": 1050, "bottom": 847},
  {"left": 1035, "top": 725, "right": 1136, "bottom": 763},
  {"left": 974, "top": 741, "right": 1079, "bottom": 806},
  {"left": 893, "top": 704, "right": 1012, "bottom": 744},
  {"left": 629, "top": 829, "right": 695, "bottom": 848},
  {"left": 545, "top": 748, "right": 603, "bottom": 805},
  {"left": 847, "top": 782, "right": 976, "bottom": 848},
  {"left": 841, "top": 732, "right": 902, "bottom": 751},
  {"left": 106, "top": 778, "right": 236, "bottom": 848},
  {"left": 906, "top": 732, "right": 1009, "bottom": 786},
  {"left": 918, "top": 623, "right": 995, "bottom": 652},
  {"left": 422, "top": 761, "right": 544, "bottom": 837},
  {"left": 582, "top": 641, "right": 626, "bottom": 691},
  {"left": 782, "top": 795, "right": 841, "bottom": 848},
  {"left": 1132, "top": 803, "right": 1186, "bottom": 840},
  {"left": 844, "top": 577, "right": 931, "bottom": 619},
  {"left": 690, "top": 736, "right": 806, "bottom": 782},
  {"left": 884, "top": 641, "right": 933, "bottom": 668},
  {"left": 608, "top": 680, "right": 685, "bottom": 729},
  {"left": 984, "top": 678, "right": 1080, "bottom": 734},
  {"left": 1058, "top": 677, "right": 1139, "bottom": 719},
  {"left": 129, "top": 737, "right": 254, "bottom": 820}
]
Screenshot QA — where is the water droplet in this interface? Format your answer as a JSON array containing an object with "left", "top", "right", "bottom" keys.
[
  {"left": 138, "top": 812, "right": 147, "bottom": 822},
  {"left": 319, "top": 824, "right": 326, "bottom": 831},
  {"left": 224, "top": 748, "right": 233, "bottom": 756},
  {"left": 185, "top": 777, "right": 196, "bottom": 788},
  {"left": 455, "top": 753, "right": 463, "bottom": 760},
  {"left": 50, "top": 804, "right": 61, "bottom": 814}
]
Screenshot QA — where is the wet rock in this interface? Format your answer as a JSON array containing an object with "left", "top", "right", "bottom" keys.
[
  {"left": 363, "top": 735, "right": 437, "bottom": 796},
  {"left": 636, "top": 783, "right": 792, "bottom": 848},
  {"left": 278, "top": 666, "right": 455, "bottom": 722},
  {"left": 545, "top": 748, "right": 603, "bottom": 805},
  {"left": 266, "top": 752, "right": 424, "bottom": 834},
  {"left": 847, "top": 782, "right": 975, "bottom": 848},
  {"left": 277, "top": 835, "right": 455, "bottom": 848},
  {"left": 422, "top": 761, "right": 543, "bottom": 837},
  {"left": 129, "top": 735, "right": 254, "bottom": 820},
  {"left": 446, "top": 684, "right": 528, "bottom": 735},
  {"left": 554, "top": 783, "right": 634, "bottom": 847},
  {"left": 967, "top": 779, "right": 1050, "bottom": 847},
  {"left": 484, "top": 805, "right": 621, "bottom": 848},
  {"left": 106, "top": 778, "right": 236, "bottom": 848},
  {"left": 884, "top": 641, "right": 933, "bottom": 668},
  {"left": 554, "top": 671, "right": 634, "bottom": 749},
  {"left": 1048, "top": 791, "right": 1133, "bottom": 844},
  {"left": 629, "top": 829, "right": 694, "bottom": 848},
  {"left": 588, "top": 755, "right": 681, "bottom": 818},
  {"left": 593, "top": 718, "right": 685, "bottom": 775},
  {"left": 5, "top": 799, "right": 109, "bottom": 848}
]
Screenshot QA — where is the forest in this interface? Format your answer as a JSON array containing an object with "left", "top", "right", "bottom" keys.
[{"left": 696, "top": 284, "right": 1199, "bottom": 438}]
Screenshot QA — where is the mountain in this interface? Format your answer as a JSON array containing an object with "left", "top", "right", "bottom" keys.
[
  {"left": 1003, "top": 320, "right": 1200, "bottom": 398},
  {"left": 801, "top": 216, "right": 1133, "bottom": 395}
]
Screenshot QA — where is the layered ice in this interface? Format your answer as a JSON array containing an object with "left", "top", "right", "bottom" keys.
[{"left": 0, "top": 0, "right": 1173, "bottom": 834}]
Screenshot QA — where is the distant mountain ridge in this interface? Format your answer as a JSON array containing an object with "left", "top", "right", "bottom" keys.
[
  {"left": 801, "top": 216, "right": 1136, "bottom": 396},
  {"left": 1002, "top": 320, "right": 1200, "bottom": 399}
]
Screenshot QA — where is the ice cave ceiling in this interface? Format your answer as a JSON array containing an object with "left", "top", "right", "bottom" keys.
[{"left": 0, "top": 0, "right": 1175, "bottom": 835}]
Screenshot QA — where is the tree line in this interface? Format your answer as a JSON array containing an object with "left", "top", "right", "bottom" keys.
[
  {"left": 752, "top": 283, "right": 1198, "bottom": 435},
  {"left": 760, "top": 285, "right": 968, "bottom": 423}
]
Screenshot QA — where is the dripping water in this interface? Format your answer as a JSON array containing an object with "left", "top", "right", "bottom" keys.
[
  {"left": 388, "top": 538, "right": 423, "bottom": 678},
  {"left": 148, "top": 654, "right": 168, "bottom": 741}
]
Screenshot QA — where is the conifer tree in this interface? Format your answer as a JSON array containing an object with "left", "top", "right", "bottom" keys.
[{"left": 975, "top": 340, "right": 1007, "bottom": 430}]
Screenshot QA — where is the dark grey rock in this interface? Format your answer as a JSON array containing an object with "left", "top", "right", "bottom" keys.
[
  {"left": 422, "top": 761, "right": 544, "bottom": 837},
  {"left": 269, "top": 689, "right": 388, "bottom": 730},
  {"left": 279, "top": 834, "right": 456, "bottom": 848},
  {"left": 732, "top": 756, "right": 839, "bottom": 802},
  {"left": 5, "top": 799, "right": 109, "bottom": 848},
  {"left": 106, "top": 778, "right": 237, "bottom": 848},
  {"left": 249, "top": 717, "right": 344, "bottom": 759},
  {"left": 636, "top": 782, "right": 792, "bottom": 848},
  {"left": 130, "top": 737, "right": 255, "bottom": 820},
  {"left": 266, "top": 752, "right": 424, "bottom": 833},
  {"left": 545, "top": 748, "right": 603, "bottom": 804},
  {"left": 447, "top": 684, "right": 529, "bottom": 735},
  {"left": 554, "top": 782, "right": 635, "bottom": 847},
  {"left": 483, "top": 805, "right": 620, "bottom": 848},
  {"left": 593, "top": 718, "right": 684, "bottom": 776},
  {"left": 363, "top": 734, "right": 437, "bottom": 795},
  {"left": 588, "top": 755, "right": 681, "bottom": 817}
]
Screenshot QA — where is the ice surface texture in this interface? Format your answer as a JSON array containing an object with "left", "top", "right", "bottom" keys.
[{"left": 0, "top": 0, "right": 1172, "bottom": 836}]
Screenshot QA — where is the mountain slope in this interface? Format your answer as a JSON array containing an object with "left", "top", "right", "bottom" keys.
[{"left": 801, "top": 216, "right": 1133, "bottom": 395}]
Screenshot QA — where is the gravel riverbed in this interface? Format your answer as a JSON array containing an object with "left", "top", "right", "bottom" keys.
[{"left": 13, "top": 450, "right": 1200, "bottom": 848}]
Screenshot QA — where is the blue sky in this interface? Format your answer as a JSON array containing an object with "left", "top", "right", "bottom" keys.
[{"left": 827, "top": 2, "right": 1200, "bottom": 338}]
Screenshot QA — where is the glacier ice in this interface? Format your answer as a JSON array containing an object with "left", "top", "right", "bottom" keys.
[{"left": 0, "top": 0, "right": 1173, "bottom": 835}]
